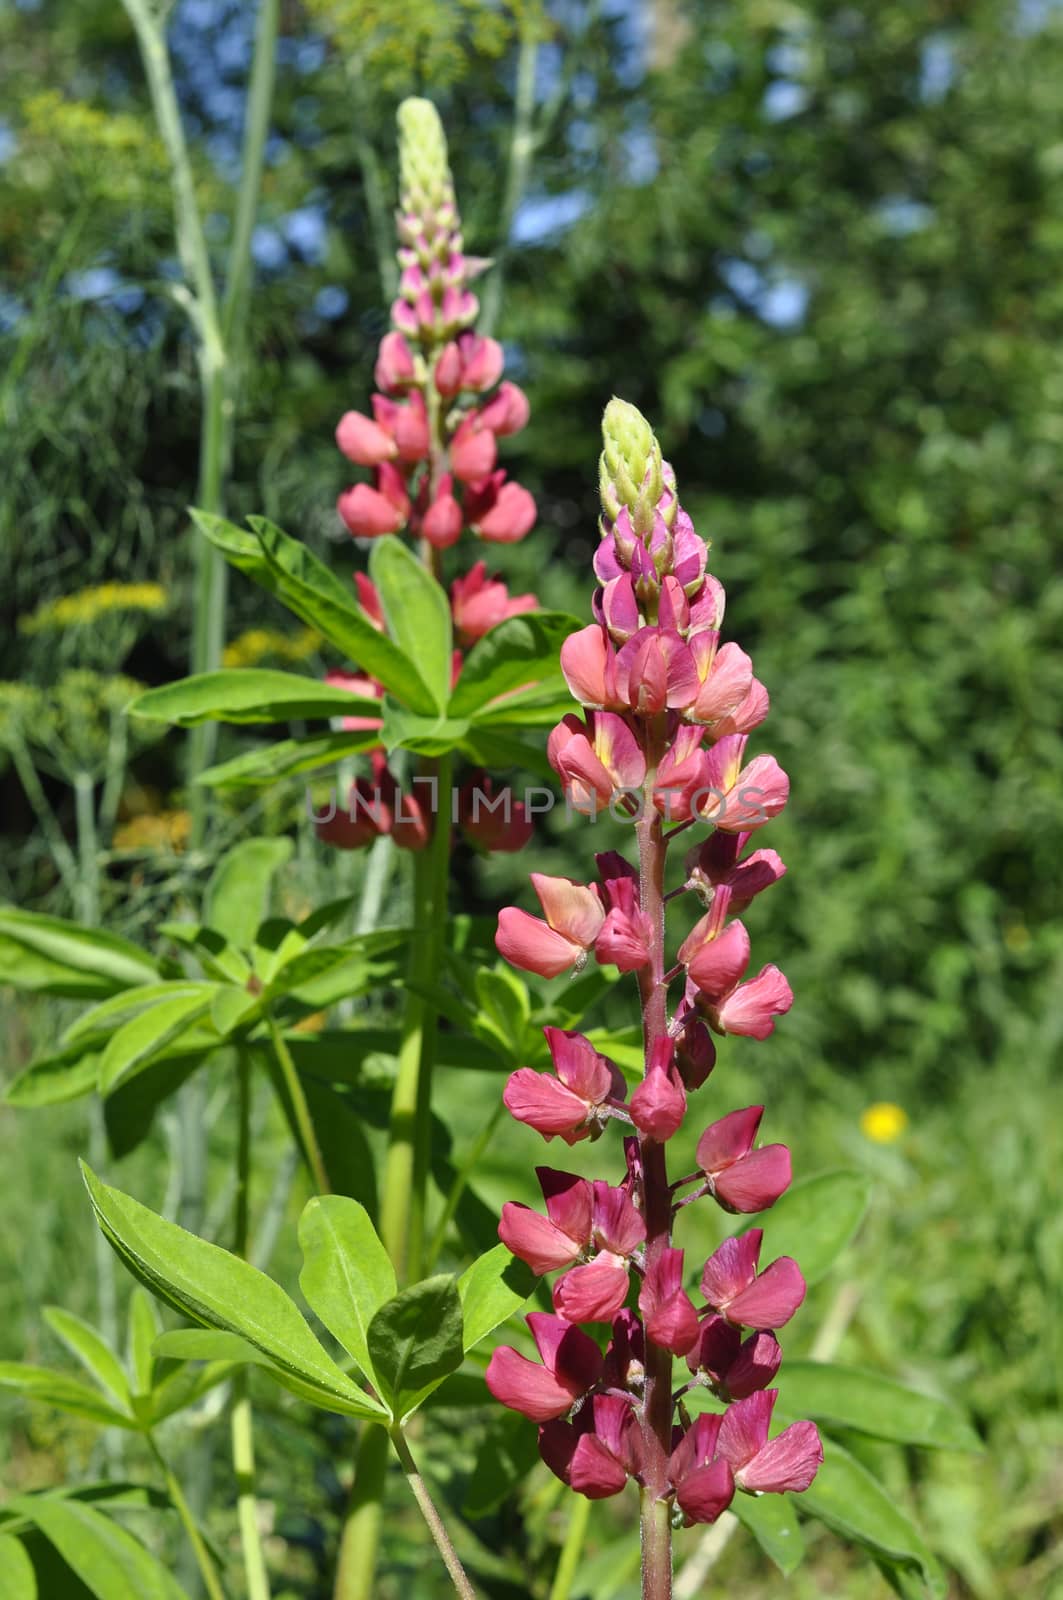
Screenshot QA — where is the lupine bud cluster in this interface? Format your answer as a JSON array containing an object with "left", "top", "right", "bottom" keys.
[
  {"left": 317, "top": 98, "right": 537, "bottom": 859},
  {"left": 486, "top": 401, "right": 822, "bottom": 1552}
]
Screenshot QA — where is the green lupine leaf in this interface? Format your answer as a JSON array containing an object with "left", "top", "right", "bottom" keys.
[
  {"left": 8, "top": 1496, "right": 191, "bottom": 1600},
  {"left": 0, "top": 1364, "right": 136, "bottom": 1430},
  {"left": 458, "top": 725, "right": 557, "bottom": 781},
  {"left": 64, "top": 982, "right": 214, "bottom": 1047},
  {"left": 157, "top": 925, "right": 251, "bottom": 986},
  {"left": 298, "top": 1196, "right": 396, "bottom": 1383},
  {"left": 778, "top": 1361, "right": 981, "bottom": 1451},
  {"left": 151, "top": 1329, "right": 375, "bottom": 1417},
  {"left": 731, "top": 1491, "right": 806, "bottom": 1575},
  {"left": 379, "top": 704, "right": 471, "bottom": 756},
  {"left": 458, "top": 1245, "right": 537, "bottom": 1352},
  {"left": 747, "top": 1169, "right": 872, "bottom": 1283},
  {"left": 0, "top": 910, "right": 156, "bottom": 998},
  {"left": 97, "top": 990, "right": 218, "bottom": 1096},
  {"left": 198, "top": 730, "right": 380, "bottom": 789},
  {"left": 127, "top": 1290, "right": 160, "bottom": 1400},
  {"left": 464, "top": 1410, "right": 541, "bottom": 1518},
  {"left": 81, "top": 1166, "right": 386, "bottom": 1419},
  {"left": 4, "top": 1044, "right": 100, "bottom": 1107},
  {"left": 41, "top": 1309, "right": 129, "bottom": 1409},
  {"left": 245, "top": 514, "right": 438, "bottom": 713},
  {"left": 369, "top": 536, "right": 452, "bottom": 713},
  {"left": 367, "top": 1276, "right": 464, "bottom": 1421},
  {"left": 799, "top": 1438, "right": 947, "bottom": 1597},
  {"left": 127, "top": 669, "right": 383, "bottom": 727},
  {"left": 0, "top": 1534, "right": 36, "bottom": 1600},
  {"left": 448, "top": 611, "right": 580, "bottom": 719},
  {"left": 205, "top": 837, "right": 293, "bottom": 947}
]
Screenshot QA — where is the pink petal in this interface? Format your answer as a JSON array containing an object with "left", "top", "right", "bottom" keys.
[
  {"left": 590, "top": 1182, "right": 646, "bottom": 1257},
  {"left": 687, "top": 1315, "right": 742, "bottom": 1382},
  {"left": 726, "top": 1332, "right": 782, "bottom": 1399},
  {"left": 567, "top": 1433, "right": 630, "bottom": 1498},
  {"left": 646, "top": 1290, "right": 700, "bottom": 1356},
  {"left": 498, "top": 1203, "right": 581, "bottom": 1275},
  {"left": 675, "top": 1459, "right": 736, "bottom": 1525},
  {"left": 736, "top": 1420, "right": 824, "bottom": 1494},
  {"left": 701, "top": 1230, "right": 762, "bottom": 1308},
  {"left": 496, "top": 908, "right": 582, "bottom": 979},
  {"left": 544, "top": 1028, "right": 625, "bottom": 1105},
  {"left": 539, "top": 1168, "right": 594, "bottom": 1244},
  {"left": 502, "top": 1068, "right": 589, "bottom": 1141},
  {"left": 595, "top": 908, "right": 651, "bottom": 972},
  {"left": 696, "top": 1107, "right": 764, "bottom": 1174},
  {"left": 528, "top": 1313, "right": 603, "bottom": 1393},
  {"left": 532, "top": 873, "right": 606, "bottom": 947},
  {"left": 630, "top": 1055, "right": 687, "bottom": 1142},
  {"left": 714, "top": 755, "right": 790, "bottom": 834},
  {"left": 691, "top": 642, "right": 754, "bottom": 725},
  {"left": 725, "top": 1256, "right": 806, "bottom": 1331},
  {"left": 686, "top": 921, "right": 752, "bottom": 1001},
  {"left": 718, "top": 1389, "right": 776, "bottom": 1469},
  {"left": 552, "top": 1253, "right": 631, "bottom": 1324},
  {"left": 561, "top": 625, "right": 620, "bottom": 709},
  {"left": 669, "top": 1411, "right": 724, "bottom": 1482},
  {"left": 712, "top": 1145, "right": 792, "bottom": 1214},
  {"left": 713, "top": 966, "right": 793, "bottom": 1039},
  {"left": 485, "top": 1347, "right": 578, "bottom": 1421}
]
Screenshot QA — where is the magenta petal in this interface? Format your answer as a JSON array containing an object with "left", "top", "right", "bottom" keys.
[
  {"left": 736, "top": 1420, "right": 824, "bottom": 1493},
  {"left": 553, "top": 1253, "right": 631, "bottom": 1324},
  {"left": 686, "top": 921, "right": 752, "bottom": 1001},
  {"left": 540, "top": 1168, "right": 594, "bottom": 1243},
  {"left": 646, "top": 1289, "right": 700, "bottom": 1356},
  {"left": 713, "top": 965, "right": 794, "bottom": 1039},
  {"left": 696, "top": 1107, "right": 764, "bottom": 1174},
  {"left": 675, "top": 1459, "right": 736, "bottom": 1525},
  {"left": 712, "top": 1145, "right": 792, "bottom": 1214},
  {"left": 545, "top": 1027, "right": 625, "bottom": 1104},
  {"left": 629, "top": 1057, "right": 687, "bottom": 1142},
  {"left": 568, "top": 1433, "right": 630, "bottom": 1499},
  {"left": 701, "top": 1230, "right": 762, "bottom": 1308},
  {"left": 485, "top": 1347, "right": 576, "bottom": 1421},
  {"left": 726, "top": 1332, "right": 782, "bottom": 1399},
  {"left": 538, "top": 1418, "right": 578, "bottom": 1484},
  {"left": 502, "top": 1068, "right": 588, "bottom": 1140},
  {"left": 669, "top": 1411, "right": 724, "bottom": 1484},
  {"left": 718, "top": 1390, "right": 776, "bottom": 1468},
  {"left": 591, "top": 1182, "right": 646, "bottom": 1257},
  {"left": 687, "top": 1315, "right": 742, "bottom": 1381},
  {"left": 528, "top": 1313, "right": 604, "bottom": 1394},
  {"left": 725, "top": 1256, "right": 807, "bottom": 1331},
  {"left": 496, "top": 909, "right": 580, "bottom": 979},
  {"left": 498, "top": 1203, "right": 581, "bottom": 1274}
]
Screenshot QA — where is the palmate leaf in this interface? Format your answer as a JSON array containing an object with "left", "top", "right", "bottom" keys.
[
  {"left": 448, "top": 611, "right": 580, "bottom": 719},
  {"left": 366, "top": 1276, "right": 465, "bottom": 1423},
  {"left": 127, "top": 669, "right": 383, "bottom": 727},
  {"left": 369, "top": 536, "right": 452, "bottom": 713},
  {"left": 799, "top": 1437, "right": 947, "bottom": 1597},
  {"left": 204, "top": 836, "right": 293, "bottom": 947},
  {"left": 778, "top": 1361, "right": 980, "bottom": 1451},
  {"left": 193, "top": 511, "right": 436, "bottom": 711},
  {"left": 298, "top": 1196, "right": 396, "bottom": 1385},
  {"left": 197, "top": 729, "right": 380, "bottom": 789},
  {"left": 0, "top": 1534, "right": 35, "bottom": 1600},
  {"left": 7, "top": 1496, "right": 191, "bottom": 1600},
  {"left": 0, "top": 910, "right": 157, "bottom": 999},
  {"left": 81, "top": 1165, "right": 386, "bottom": 1420}
]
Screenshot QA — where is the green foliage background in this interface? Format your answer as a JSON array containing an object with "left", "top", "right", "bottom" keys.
[{"left": 1, "top": 1, "right": 1061, "bottom": 1596}]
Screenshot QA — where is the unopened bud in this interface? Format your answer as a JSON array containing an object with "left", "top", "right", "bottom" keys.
[{"left": 600, "top": 398, "right": 664, "bottom": 538}]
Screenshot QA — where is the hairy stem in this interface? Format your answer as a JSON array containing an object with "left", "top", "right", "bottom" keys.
[
  {"left": 636, "top": 786, "right": 674, "bottom": 1600},
  {"left": 390, "top": 1428, "right": 477, "bottom": 1600},
  {"left": 233, "top": 1051, "right": 271, "bottom": 1600},
  {"left": 149, "top": 1436, "right": 228, "bottom": 1600}
]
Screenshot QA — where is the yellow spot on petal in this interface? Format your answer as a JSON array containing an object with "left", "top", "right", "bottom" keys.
[{"left": 860, "top": 1102, "right": 909, "bottom": 1144}]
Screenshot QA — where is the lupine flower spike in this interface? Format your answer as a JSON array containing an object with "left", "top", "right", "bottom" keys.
[
  {"left": 318, "top": 98, "right": 537, "bottom": 857},
  {"left": 488, "top": 400, "right": 822, "bottom": 1596}
]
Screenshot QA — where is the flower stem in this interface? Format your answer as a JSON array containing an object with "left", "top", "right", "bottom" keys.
[
  {"left": 267, "top": 1015, "right": 331, "bottom": 1196},
  {"left": 232, "top": 1051, "right": 271, "bottom": 1600},
  {"left": 390, "top": 1428, "right": 477, "bottom": 1600},
  {"left": 636, "top": 794, "right": 674, "bottom": 1600},
  {"left": 149, "top": 1436, "right": 228, "bottom": 1600},
  {"left": 379, "top": 749, "right": 453, "bottom": 1281},
  {"left": 332, "top": 1423, "right": 389, "bottom": 1600}
]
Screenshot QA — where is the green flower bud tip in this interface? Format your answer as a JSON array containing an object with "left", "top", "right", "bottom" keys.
[
  {"left": 397, "top": 97, "right": 452, "bottom": 207},
  {"left": 599, "top": 397, "right": 664, "bottom": 527}
]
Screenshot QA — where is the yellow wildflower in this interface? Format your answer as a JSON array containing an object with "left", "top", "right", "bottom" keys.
[
  {"left": 20, "top": 584, "right": 168, "bottom": 635},
  {"left": 112, "top": 810, "right": 191, "bottom": 854},
  {"left": 860, "top": 1102, "right": 909, "bottom": 1144},
  {"left": 222, "top": 626, "right": 322, "bottom": 668}
]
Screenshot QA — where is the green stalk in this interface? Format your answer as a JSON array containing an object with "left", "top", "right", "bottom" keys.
[
  {"left": 424, "top": 1100, "right": 504, "bottom": 1274},
  {"left": 378, "top": 750, "right": 453, "bottom": 1282},
  {"left": 267, "top": 1014, "right": 331, "bottom": 1197},
  {"left": 548, "top": 1492, "right": 592, "bottom": 1600},
  {"left": 232, "top": 1051, "right": 272, "bottom": 1600},
  {"left": 149, "top": 1436, "right": 229, "bottom": 1600},
  {"left": 390, "top": 1429, "right": 477, "bottom": 1600},
  {"left": 331, "top": 1424, "right": 389, "bottom": 1600}
]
